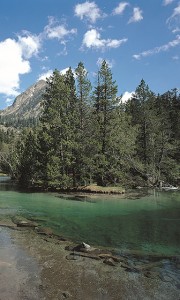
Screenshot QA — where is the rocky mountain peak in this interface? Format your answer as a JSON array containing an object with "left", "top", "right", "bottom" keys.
[{"left": 0, "top": 80, "right": 46, "bottom": 120}]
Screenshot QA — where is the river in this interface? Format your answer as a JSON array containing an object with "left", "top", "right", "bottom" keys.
[{"left": 0, "top": 176, "right": 180, "bottom": 256}]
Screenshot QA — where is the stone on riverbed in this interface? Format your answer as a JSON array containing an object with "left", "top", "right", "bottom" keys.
[
  {"left": 66, "top": 254, "right": 80, "bottom": 261},
  {"left": 65, "top": 242, "right": 94, "bottom": 252},
  {"left": 35, "top": 227, "right": 53, "bottom": 236},
  {"left": 81, "top": 242, "right": 91, "bottom": 250},
  {"left": 103, "top": 258, "right": 117, "bottom": 266},
  {"left": 12, "top": 216, "right": 38, "bottom": 228}
]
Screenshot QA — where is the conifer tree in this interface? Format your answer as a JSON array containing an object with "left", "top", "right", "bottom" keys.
[
  {"left": 18, "top": 130, "right": 38, "bottom": 186},
  {"left": 92, "top": 60, "right": 118, "bottom": 186},
  {"left": 75, "top": 62, "right": 93, "bottom": 185},
  {"left": 37, "top": 69, "right": 77, "bottom": 188}
]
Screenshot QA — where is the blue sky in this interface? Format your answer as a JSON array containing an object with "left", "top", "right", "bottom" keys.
[{"left": 0, "top": 0, "right": 179, "bottom": 109}]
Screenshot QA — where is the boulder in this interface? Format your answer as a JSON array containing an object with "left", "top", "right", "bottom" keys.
[{"left": 81, "top": 242, "right": 91, "bottom": 250}]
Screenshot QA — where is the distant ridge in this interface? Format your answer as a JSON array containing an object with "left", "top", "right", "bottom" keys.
[{"left": 0, "top": 80, "right": 46, "bottom": 121}]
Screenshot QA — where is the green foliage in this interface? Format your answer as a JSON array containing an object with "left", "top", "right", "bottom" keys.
[
  {"left": 4, "top": 64, "right": 179, "bottom": 189},
  {"left": 126, "top": 80, "right": 180, "bottom": 185}
]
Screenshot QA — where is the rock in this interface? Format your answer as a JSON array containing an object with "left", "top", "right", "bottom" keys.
[
  {"left": 66, "top": 242, "right": 91, "bottom": 253},
  {"left": 103, "top": 258, "right": 116, "bottom": 266},
  {"left": 159, "top": 274, "right": 173, "bottom": 283},
  {"left": 65, "top": 245, "right": 75, "bottom": 251},
  {"left": 62, "top": 291, "right": 72, "bottom": 298},
  {"left": 135, "top": 261, "right": 163, "bottom": 271},
  {"left": 17, "top": 220, "right": 37, "bottom": 228},
  {"left": 144, "top": 271, "right": 159, "bottom": 279},
  {"left": 39, "top": 284, "right": 48, "bottom": 290},
  {"left": 66, "top": 254, "right": 79, "bottom": 261},
  {"left": 98, "top": 253, "right": 122, "bottom": 263},
  {"left": 81, "top": 242, "right": 91, "bottom": 250},
  {"left": 70, "top": 251, "right": 101, "bottom": 261},
  {"left": 57, "top": 236, "right": 67, "bottom": 241},
  {"left": 12, "top": 216, "right": 38, "bottom": 228},
  {"left": 35, "top": 227, "right": 53, "bottom": 236}
]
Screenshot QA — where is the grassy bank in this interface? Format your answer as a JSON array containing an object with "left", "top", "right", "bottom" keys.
[
  {"left": 0, "top": 173, "right": 8, "bottom": 176},
  {"left": 75, "top": 184, "right": 125, "bottom": 194}
]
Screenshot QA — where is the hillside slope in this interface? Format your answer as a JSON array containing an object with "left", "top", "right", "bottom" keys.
[{"left": 0, "top": 80, "right": 46, "bottom": 124}]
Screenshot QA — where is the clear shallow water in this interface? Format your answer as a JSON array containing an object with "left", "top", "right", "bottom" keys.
[
  {"left": 0, "top": 227, "right": 41, "bottom": 300},
  {"left": 0, "top": 177, "right": 180, "bottom": 255}
]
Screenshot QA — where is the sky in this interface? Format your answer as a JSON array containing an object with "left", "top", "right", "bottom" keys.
[{"left": 0, "top": 0, "right": 180, "bottom": 109}]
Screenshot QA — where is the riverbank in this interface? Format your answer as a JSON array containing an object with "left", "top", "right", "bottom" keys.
[
  {"left": 0, "top": 218, "right": 179, "bottom": 300},
  {"left": 18, "top": 181, "right": 126, "bottom": 195}
]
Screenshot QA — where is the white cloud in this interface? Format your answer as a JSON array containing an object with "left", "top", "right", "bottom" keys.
[
  {"left": 60, "top": 67, "right": 77, "bottom": 78},
  {"left": 163, "top": 0, "right": 174, "bottom": 5},
  {"left": 121, "top": 91, "right": 134, "bottom": 103},
  {"left": 5, "top": 97, "right": 14, "bottom": 106},
  {"left": 167, "top": 2, "right": 180, "bottom": 32},
  {"left": 0, "top": 30, "right": 42, "bottom": 98},
  {"left": 133, "top": 35, "right": 180, "bottom": 59},
  {"left": 113, "top": 2, "right": 129, "bottom": 15},
  {"left": 0, "top": 18, "right": 77, "bottom": 98},
  {"left": 128, "top": 7, "right": 143, "bottom": 23},
  {"left": 97, "top": 57, "right": 115, "bottom": 68},
  {"left": 38, "top": 70, "right": 53, "bottom": 81},
  {"left": 46, "top": 25, "right": 77, "bottom": 40},
  {"left": 82, "top": 29, "right": 127, "bottom": 50},
  {"left": 172, "top": 27, "right": 180, "bottom": 33},
  {"left": 60, "top": 67, "right": 71, "bottom": 75},
  {"left": 18, "top": 32, "right": 41, "bottom": 59},
  {"left": 44, "top": 17, "right": 77, "bottom": 41},
  {"left": 38, "top": 68, "right": 76, "bottom": 81},
  {"left": 0, "top": 38, "right": 31, "bottom": 96},
  {"left": 172, "top": 55, "right": 179, "bottom": 60},
  {"left": 74, "top": 1, "right": 104, "bottom": 23}
]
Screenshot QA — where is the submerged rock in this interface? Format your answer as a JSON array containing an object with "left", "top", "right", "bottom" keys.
[
  {"left": 103, "top": 258, "right": 117, "bottom": 266},
  {"left": 12, "top": 216, "right": 38, "bottom": 228},
  {"left": 35, "top": 227, "right": 53, "bottom": 236}
]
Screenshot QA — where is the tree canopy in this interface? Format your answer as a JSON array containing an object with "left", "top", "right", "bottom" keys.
[{"left": 0, "top": 61, "right": 179, "bottom": 189}]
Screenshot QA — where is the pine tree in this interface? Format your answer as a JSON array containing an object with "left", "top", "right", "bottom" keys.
[
  {"left": 18, "top": 130, "right": 38, "bottom": 186},
  {"left": 37, "top": 69, "right": 76, "bottom": 188},
  {"left": 92, "top": 60, "right": 118, "bottom": 186},
  {"left": 75, "top": 62, "right": 93, "bottom": 185}
]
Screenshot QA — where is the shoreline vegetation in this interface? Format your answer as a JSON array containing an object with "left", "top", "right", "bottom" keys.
[
  {"left": 62, "top": 184, "right": 125, "bottom": 194},
  {"left": 34, "top": 184, "right": 126, "bottom": 195}
]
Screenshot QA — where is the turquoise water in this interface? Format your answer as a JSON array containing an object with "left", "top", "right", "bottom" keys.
[{"left": 0, "top": 177, "right": 180, "bottom": 255}]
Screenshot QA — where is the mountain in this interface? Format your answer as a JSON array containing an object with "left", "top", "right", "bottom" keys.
[{"left": 0, "top": 80, "right": 46, "bottom": 127}]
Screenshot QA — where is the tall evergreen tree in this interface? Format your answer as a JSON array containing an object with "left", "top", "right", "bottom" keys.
[
  {"left": 75, "top": 62, "right": 91, "bottom": 130},
  {"left": 37, "top": 69, "right": 77, "bottom": 188},
  {"left": 17, "top": 130, "right": 38, "bottom": 186},
  {"left": 75, "top": 62, "right": 93, "bottom": 185},
  {"left": 92, "top": 60, "right": 118, "bottom": 185}
]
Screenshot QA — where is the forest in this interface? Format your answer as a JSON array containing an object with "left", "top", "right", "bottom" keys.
[{"left": 0, "top": 60, "right": 179, "bottom": 189}]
